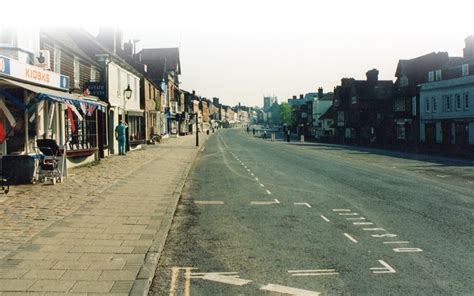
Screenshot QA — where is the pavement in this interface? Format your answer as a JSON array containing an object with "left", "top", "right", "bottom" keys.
[
  {"left": 0, "top": 132, "right": 209, "bottom": 295},
  {"left": 150, "top": 128, "right": 474, "bottom": 295}
]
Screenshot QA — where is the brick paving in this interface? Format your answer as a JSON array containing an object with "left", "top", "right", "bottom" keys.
[{"left": 0, "top": 134, "right": 207, "bottom": 294}]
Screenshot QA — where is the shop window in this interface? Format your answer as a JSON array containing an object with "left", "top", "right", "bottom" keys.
[{"left": 64, "top": 109, "right": 97, "bottom": 150}]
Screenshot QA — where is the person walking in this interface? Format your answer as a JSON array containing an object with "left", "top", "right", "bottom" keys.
[{"left": 115, "top": 120, "right": 128, "bottom": 156}]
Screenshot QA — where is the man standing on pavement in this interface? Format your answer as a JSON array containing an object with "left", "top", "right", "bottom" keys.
[{"left": 115, "top": 120, "right": 128, "bottom": 156}]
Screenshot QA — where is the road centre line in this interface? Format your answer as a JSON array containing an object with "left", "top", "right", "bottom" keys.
[
  {"left": 339, "top": 213, "right": 359, "bottom": 216},
  {"left": 353, "top": 222, "right": 374, "bottom": 225},
  {"left": 393, "top": 247, "right": 423, "bottom": 252},
  {"left": 294, "top": 202, "right": 312, "bottom": 208},
  {"left": 343, "top": 233, "right": 358, "bottom": 243},
  {"left": 260, "top": 284, "right": 320, "bottom": 296},
  {"left": 371, "top": 234, "right": 397, "bottom": 238},
  {"left": 333, "top": 209, "right": 351, "bottom": 212},
  {"left": 194, "top": 201, "right": 224, "bottom": 205},
  {"left": 320, "top": 215, "right": 330, "bottom": 222},
  {"left": 383, "top": 241, "right": 409, "bottom": 244},
  {"left": 347, "top": 217, "right": 366, "bottom": 220},
  {"left": 363, "top": 228, "right": 386, "bottom": 231}
]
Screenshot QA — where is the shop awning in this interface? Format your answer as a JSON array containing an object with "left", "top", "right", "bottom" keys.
[{"left": 0, "top": 77, "right": 108, "bottom": 112}]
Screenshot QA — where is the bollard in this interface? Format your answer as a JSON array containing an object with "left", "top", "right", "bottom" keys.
[
  {"left": 300, "top": 135, "right": 304, "bottom": 143},
  {"left": 271, "top": 133, "right": 275, "bottom": 142}
]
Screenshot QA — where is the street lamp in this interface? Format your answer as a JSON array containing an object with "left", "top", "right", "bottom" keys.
[{"left": 122, "top": 84, "right": 132, "bottom": 118}]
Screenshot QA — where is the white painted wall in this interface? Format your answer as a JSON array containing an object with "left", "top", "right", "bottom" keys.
[{"left": 107, "top": 62, "right": 141, "bottom": 112}]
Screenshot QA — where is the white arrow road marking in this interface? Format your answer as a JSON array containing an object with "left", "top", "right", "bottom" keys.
[
  {"left": 332, "top": 209, "right": 351, "bottom": 212},
  {"left": 201, "top": 274, "right": 252, "bottom": 286},
  {"left": 260, "top": 284, "right": 320, "bottom": 296},
  {"left": 288, "top": 269, "right": 339, "bottom": 276},
  {"left": 343, "top": 233, "right": 358, "bottom": 243},
  {"left": 370, "top": 260, "right": 396, "bottom": 274},
  {"left": 194, "top": 201, "right": 224, "bottom": 205},
  {"left": 294, "top": 202, "right": 311, "bottom": 208},
  {"left": 320, "top": 215, "right": 330, "bottom": 222},
  {"left": 190, "top": 272, "right": 238, "bottom": 279},
  {"left": 251, "top": 199, "right": 280, "bottom": 205}
]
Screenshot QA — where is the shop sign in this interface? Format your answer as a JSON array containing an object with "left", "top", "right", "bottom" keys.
[
  {"left": 84, "top": 81, "right": 106, "bottom": 99},
  {"left": 0, "top": 55, "right": 70, "bottom": 90}
]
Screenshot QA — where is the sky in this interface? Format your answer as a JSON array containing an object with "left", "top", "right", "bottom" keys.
[{"left": 3, "top": 0, "right": 474, "bottom": 107}]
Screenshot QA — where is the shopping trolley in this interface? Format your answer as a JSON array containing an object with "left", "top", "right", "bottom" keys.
[{"left": 36, "top": 139, "right": 66, "bottom": 185}]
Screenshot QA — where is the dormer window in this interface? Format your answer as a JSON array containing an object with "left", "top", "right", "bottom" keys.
[
  {"left": 428, "top": 71, "right": 435, "bottom": 82},
  {"left": 400, "top": 76, "right": 409, "bottom": 87},
  {"left": 462, "top": 64, "right": 469, "bottom": 76},
  {"left": 435, "top": 70, "right": 442, "bottom": 81}
]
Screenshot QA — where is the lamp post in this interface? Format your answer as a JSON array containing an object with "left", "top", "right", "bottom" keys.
[{"left": 195, "top": 112, "right": 199, "bottom": 147}]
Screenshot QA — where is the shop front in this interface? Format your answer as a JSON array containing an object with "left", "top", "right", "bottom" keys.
[{"left": 0, "top": 55, "right": 107, "bottom": 183}]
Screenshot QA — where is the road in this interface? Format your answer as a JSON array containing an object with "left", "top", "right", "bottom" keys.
[{"left": 149, "top": 128, "right": 474, "bottom": 295}]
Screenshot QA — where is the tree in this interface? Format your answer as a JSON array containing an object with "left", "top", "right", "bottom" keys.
[{"left": 279, "top": 103, "right": 293, "bottom": 126}]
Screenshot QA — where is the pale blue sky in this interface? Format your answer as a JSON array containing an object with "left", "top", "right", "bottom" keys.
[{"left": 4, "top": 0, "right": 473, "bottom": 107}]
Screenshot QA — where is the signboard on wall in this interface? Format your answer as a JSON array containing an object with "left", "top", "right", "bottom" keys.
[
  {"left": 0, "top": 55, "right": 70, "bottom": 90},
  {"left": 84, "top": 81, "right": 107, "bottom": 100}
]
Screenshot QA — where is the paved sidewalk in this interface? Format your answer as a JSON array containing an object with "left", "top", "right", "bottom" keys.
[{"left": 0, "top": 133, "right": 208, "bottom": 295}]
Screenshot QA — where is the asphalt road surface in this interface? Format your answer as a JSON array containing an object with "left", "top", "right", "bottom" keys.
[{"left": 149, "top": 128, "right": 474, "bottom": 295}]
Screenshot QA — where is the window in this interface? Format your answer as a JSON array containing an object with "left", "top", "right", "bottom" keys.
[
  {"left": 397, "top": 123, "right": 406, "bottom": 140},
  {"left": 400, "top": 76, "right": 409, "bottom": 87},
  {"left": 425, "top": 97, "right": 430, "bottom": 112},
  {"left": 351, "top": 96, "right": 357, "bottom": 104},
  {"left": 462, "top": 64, "right": 469, "bottom": 76},
  {"left": 455, "top": 94, "right": 461, "bottom": 110},
  {"left": 117, "top": 69, "right": 122, "bottom": 97},
  {"left": 394, "top": 99, "right": 405, "bottom": 112},
  {"left": 73, "top": 57, "right": 80, "bottom": 89},
  {"left": 444, "top": 95, "right": 451, "bottom": 111},
  {"left": 53, "top": 46, "right": 61, "bottom": 73},
  {"left": 435, "top": 70, "right": 442, "bottom": 81},
  {"left": 432, "top": 97, "right": 437, "bottom": 112},
  {"left": 464, "top": 93, "right": 470, "bottom": 109},
  {"left": 90, "top": 66, "right": 96, "bottom": 81},
  {"left": 428, "top": 71, "right": 435, "bottom": 82}
]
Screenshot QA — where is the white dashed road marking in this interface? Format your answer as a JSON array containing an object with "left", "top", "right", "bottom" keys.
[
  {"left": 363, "top": 228, "right": 386, "bottom": 231},
  {"left": 347, "top": 217, "right": 366, "bottom": 220},
  {"left": 201, "top": 274, "right": 252, "bottom": 286},
  {"left": 339, "top": 213, "right": 359, "bottom": 216},
  {"left": 259, "top": 183, "right": 264, "bottom": 187},
  {"left": 332, "top": 209, "right": 351, "bottom": 212},
  {"left": 250, "top": 199, "right": 280, "bottom": 205},
  {"left": 288, "top": 269, "right": 339, "bottom": 276},
  {"left": 343, "top": 233, "right": 358, "bottom": 243},
  {"left": 393, "top": 247, "right": 423, "bottom": 252},
  {"left": 194, "top": 201, "right": 225, "bottom": 205},
  {"left": 294, "top": 202, "right": 312, "bottom": 208},
  {"left": 266, "top": 190, "right": 271, "bottom": 195},
  {"left": 320, "top": 215, "right": 330, "bottom": 222},
  {"left": 353, "top": 222, "right": 374, "bottom": 225},
  {"left": 383, "top": 241, "right": 409, "bottom": 244}
]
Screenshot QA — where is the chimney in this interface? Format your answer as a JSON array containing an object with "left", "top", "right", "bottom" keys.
[
  {"left": 299, "top": 94, "right": 304, "bottom": 100},
  {"left": 464, "top": 35, "right": 474, "bottom": 58},
  {"left": 292, "top": 95, "right": 297, "bottom": 100},
  {"left": 366, "top": 69, "right": 379, "bottom": 84},
  {"left": 318, "top": 87, "right": 323, "bottom": 99}
]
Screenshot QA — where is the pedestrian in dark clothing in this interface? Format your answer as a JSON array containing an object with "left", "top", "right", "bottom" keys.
[
  {"left": 252, "top": 128, "right": 255, "bottom": 135},
  {"left": 115, "top": 120, "right": 128, "bottom": 155}
]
